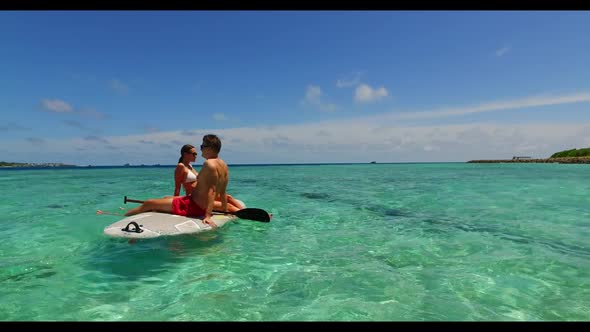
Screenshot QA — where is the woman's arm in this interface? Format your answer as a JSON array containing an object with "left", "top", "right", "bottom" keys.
[{"left": 174, "top": 164, "right": 186, "bottom": 196}]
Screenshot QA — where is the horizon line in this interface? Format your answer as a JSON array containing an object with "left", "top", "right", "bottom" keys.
[{"left": 0, "top": 161, "right": 471, "bottom": 169}]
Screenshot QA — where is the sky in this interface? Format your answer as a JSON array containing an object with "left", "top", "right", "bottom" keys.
[{"left": 1, "top": 11, "right": 590, "bottom": 165}]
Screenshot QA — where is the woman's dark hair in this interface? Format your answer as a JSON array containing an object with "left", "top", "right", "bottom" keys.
[{"left": 178, "top": 144, "right": 195, "bottom": 163}]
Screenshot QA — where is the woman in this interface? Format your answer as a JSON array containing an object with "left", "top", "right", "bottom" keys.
[
  {"left": 174, "top": 144, "right": 244, "bottom": 212},
  {"left": 174, "top": 144, "right": 199, "bottom": 197}
]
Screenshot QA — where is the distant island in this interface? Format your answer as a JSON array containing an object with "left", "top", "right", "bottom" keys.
[
  {"left": 550, "top": 147, "right": 590, "bottom": 158},
  {"left": 0, "top": 161, "right": 77, "bottom": 168},
  {"left": 0, "top": 162, "right": 171, "bottom": 168},
  {"left": 468, "top": 147, "right": 590, "bottom": 164}
]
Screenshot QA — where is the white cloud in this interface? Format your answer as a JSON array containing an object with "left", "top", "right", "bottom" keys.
[
  {"left": 180, "top": 131, "right": 199, "bottom": 136},
  {"left": 6, "top": 91, "right": 590, "bottom": 165},
  {"left": 495, "top": 46, "right": 510, "bottom": 57},
  {"left": 319, "top": 103, "right": 337, "bottom": 112},
  {"left": 63, "top": 120, "right": 86, "bottom": 129},
  {"left": 355, "top": 84, "right": 389, "bottom": 103},
  {"left": 0, "top": 123, "right": 30, "bottom": 131},
  {"left": 143, "top": 125, "right": 160, "bottom": 133},
  {"left": 213, "top": 112, "right": 228, "bottom": 121},
  {"left": 110, "top": 79, "right": 129, "bottom": 95},
  {"left": 4, "top": 120, "right": 589, "bottom": 165},
  {"left": 336, "top": 72, "right": 363, "bottom": 88},
  {"left": 305, "top": 85, "right": 321, "bottom": 104},
  {"left": 41, "top": 99, "right": 73, "bottom": 113},
  {"left": 171, "top": 139, "right": 185, "bottom": 146},
  {"left": 378, "top": 92, "right": 590, "bottom": 121},
  {"left": 303, "top": 85, "right": 337, "bottom": 112},
  {"left": 40, "top": 100, "right": 106, "bottom": 119},
  {"left": 83, "top": 135, "right": 110, "bottom": 144},
  {"left": 25, "top": 137, "right": 45, "bottom": 144},
  {"left": 78, "top": 108, "right": 106, "bottom": 120}
]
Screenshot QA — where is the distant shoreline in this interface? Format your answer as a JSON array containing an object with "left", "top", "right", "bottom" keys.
[
  {"left": 0, "top": 162, "right": 76, "bottom": 168},
  {"left": 0, "top": 162, "right": 466, "bottom": 170},
  {"left": 467, "top": 157, "right": 590, "bottom": 164},
  {"left": 2, "top": 158, "right": 589, "bottom": 170}
]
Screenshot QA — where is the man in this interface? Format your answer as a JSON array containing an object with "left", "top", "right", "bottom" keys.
[
  {"left": 123, "top": 134, "right": 229, "bottom": 229},
  {"left": 190, "top": 134, "right": 229, "bottom": 227}
]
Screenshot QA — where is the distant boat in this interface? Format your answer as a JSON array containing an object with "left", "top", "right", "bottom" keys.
[
  {"left": 370, "top": 161, "right": 377, "bottom": 164},
  {"left": 123, "top": 163, "right": 130, "bottom": 167}
]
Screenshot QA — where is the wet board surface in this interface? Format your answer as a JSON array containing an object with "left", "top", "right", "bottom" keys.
[
  {"left": 104, "top": 199, "right": 245, "bottom": 239},
  {"left": 103, "top": 212, "right": 237, "bottom": 239}
]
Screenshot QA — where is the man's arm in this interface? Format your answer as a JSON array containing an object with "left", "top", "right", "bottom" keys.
[
  {"left": 219, "top": 175, "right": 228, "bottom": 213},
  {"left": 200, "top": 161, "right": 218, "bottom": 227},
  {"left": 205, "top": 184, "right": 216, "bottom": 219}
]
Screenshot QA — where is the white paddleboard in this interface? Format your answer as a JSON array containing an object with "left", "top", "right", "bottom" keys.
[{"left": 103, "top": 199, "right": 245, "bottom": 239}]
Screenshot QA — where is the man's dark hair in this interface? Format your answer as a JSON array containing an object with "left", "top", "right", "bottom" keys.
[{"left": 202, "top": 134, "right": 221, "bottom": 153}]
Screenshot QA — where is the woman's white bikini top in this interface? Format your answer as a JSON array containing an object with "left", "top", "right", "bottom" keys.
[{"left": 185, "top": 169, "right": 197, "bottom": 183}]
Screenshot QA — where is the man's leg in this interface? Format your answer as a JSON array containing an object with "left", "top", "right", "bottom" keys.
[
  {"left": 226, "top": 194, "right": 244, "bottom": 209},
  {"left": 213, "top": 200, "right": 240, "bottom": 213}
]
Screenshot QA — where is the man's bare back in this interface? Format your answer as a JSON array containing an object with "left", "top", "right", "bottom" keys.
[
  {"left": 191, "top": 159, "right": 228, "bottom": 212},
  {"left": 190, "top": 135, "right": 228, "bottom": 227}
]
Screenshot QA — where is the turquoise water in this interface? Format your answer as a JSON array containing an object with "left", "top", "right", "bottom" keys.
[{"left": 0, "top": 163, "right": 588, "bottom": 321}]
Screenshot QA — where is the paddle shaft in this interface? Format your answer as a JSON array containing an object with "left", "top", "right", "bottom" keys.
[
  {"left": 124, "top": 196, "right": 144, "bottom": 204},
  {"left": 96, "top": 210, "right": 125, "bottom": 217}
]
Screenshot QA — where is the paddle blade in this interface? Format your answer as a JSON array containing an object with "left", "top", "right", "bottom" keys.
[{"left": 232, "top": 208, "right": 271, "bottom": 222}]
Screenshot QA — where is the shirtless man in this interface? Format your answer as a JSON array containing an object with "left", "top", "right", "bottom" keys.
[
  {"left": 123, "top": 134, "right": 229, "bottom": 229},
  {"left": 189, "top": 134, "right": 229, "bottom": 227}
]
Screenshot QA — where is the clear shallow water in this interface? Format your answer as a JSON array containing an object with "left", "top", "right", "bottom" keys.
[{"left": 0, "top": 163, "right": 588, "bottom": 321}]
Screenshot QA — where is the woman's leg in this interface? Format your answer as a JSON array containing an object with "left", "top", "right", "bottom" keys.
[{"left": 124, "top": 197, "right": 175, "bottom": 216}]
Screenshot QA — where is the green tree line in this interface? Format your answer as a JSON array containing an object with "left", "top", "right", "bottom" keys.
[
  {"left": 0, "top": 161, "right": 28, "bottom": 166},
  {"left": 550, "top": 147, "right": 590, "bottom": 158}
]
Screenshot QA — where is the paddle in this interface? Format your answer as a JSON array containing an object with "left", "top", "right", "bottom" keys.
[
  {"left": 123, "top": 196, "right": 271, "bottom": 222},
  {"left": 96, "top": 210, "right": 125, "bottom": 217}
]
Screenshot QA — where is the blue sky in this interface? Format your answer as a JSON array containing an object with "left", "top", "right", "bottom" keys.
[{"left": 1, "top": 11, "right": 590, "bottom": 165}]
